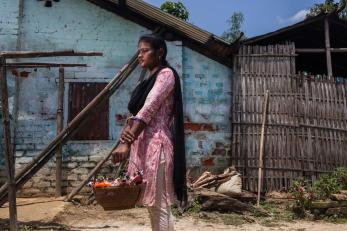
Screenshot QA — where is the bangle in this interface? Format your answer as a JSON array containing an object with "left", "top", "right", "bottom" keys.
[{"left": 132, "top": 117, "right": 145, "bottom": 124}]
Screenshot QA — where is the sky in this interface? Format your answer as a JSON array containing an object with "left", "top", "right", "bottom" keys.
[{"left": 144, "top": 0, "right": 326, "bottom": 38}]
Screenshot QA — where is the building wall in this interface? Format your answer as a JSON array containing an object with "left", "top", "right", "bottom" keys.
[
  {"left": 182, "top": 48, "right": 232, "bottom": 174},
  {"left": 0, "top": 0, "right": 232, "bottom": 196}
]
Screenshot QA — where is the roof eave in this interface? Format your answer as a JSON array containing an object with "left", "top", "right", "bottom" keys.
[
  {"left": 243, "top": 13, "right": 329, "bottom": 45},
  {"left": 87, "top": 0, "right": 237, "bottom": 67}
]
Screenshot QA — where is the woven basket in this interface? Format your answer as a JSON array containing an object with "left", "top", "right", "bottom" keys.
[
  {"left": 94, "top": 184, "right": 141, "bottom": 210},
  {"left": 93, "top": 159, "right": 142, "bottom": 210}
]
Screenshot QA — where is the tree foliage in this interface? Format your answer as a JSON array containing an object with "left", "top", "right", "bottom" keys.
[
  {"left": 160, "top": 1, "right": 189, "bottom": 21},
  {"left": 307, "top": 0, "right": 347, "bottom": 20},
  {"left": 221, "top": 12, "right": 245, "bottom": 43}
]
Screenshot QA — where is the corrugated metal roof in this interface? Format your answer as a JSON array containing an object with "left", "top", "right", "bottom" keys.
[
  {"left": 88, "top": 0, "right": 238, "bottom": 67},
  {"left": 125, "top": 0, "right": 213, "bottom": 44}
]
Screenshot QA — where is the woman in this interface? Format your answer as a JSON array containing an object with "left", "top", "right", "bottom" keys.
[{"left": 112, "top": 33, "right": 187, "bottom": 231}]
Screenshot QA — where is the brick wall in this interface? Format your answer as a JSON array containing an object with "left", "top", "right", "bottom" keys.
[{"left": 0, "top": 0, "right": 20, "bottom": 50}]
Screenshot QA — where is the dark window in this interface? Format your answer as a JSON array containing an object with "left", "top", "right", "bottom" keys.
[{"left": 68, "top": 82, "right": 109, "bottom": 140}]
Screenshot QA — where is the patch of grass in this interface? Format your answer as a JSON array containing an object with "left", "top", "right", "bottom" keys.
[
  {"left": 187, "top": 198, "right": 202, "bottom": 213},
  {"left": 20, "top": 225, "right": 34, "bottom": 231},
  {"left": 259, "top": 200, "right": 295, "bottom": 222},
  {"left": 1, "top": 224, "right": 69, "bottom": 231},
  {"left": 259, "top": 218, "right": 281, "bottom": 227},
  {"left": 179, "top": 198, "right": 249, "bottom": 226},
  {"left": 250, "top": 200, "right": 298, "bottom": 227},
  {"left": 324, "top": 215, "right": 347, "bottom": 224},
  {"left": 197, "top": 211, "right": 247, "bottom": 226},
  {"left": 219, "top": 213, "right": 247, "bottom": 226}
]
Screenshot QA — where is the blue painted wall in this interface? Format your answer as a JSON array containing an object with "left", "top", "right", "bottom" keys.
[
  {"left": 0, "top": 0, "right": 232, "bottom": 194},
  {"left": 182, "top": 48, "right": 232, "bottom": 171}
]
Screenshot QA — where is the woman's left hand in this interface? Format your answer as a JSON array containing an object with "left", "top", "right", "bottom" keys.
[{"left": 120, "top": 130, "right": 136, "bottom": 144}]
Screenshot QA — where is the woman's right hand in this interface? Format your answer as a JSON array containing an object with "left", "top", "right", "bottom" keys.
[{"left": 111, "top": 143, "right": 130, "bottom": 164}]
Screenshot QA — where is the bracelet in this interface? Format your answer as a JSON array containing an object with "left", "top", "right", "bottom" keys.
[{"left": 132, "top": 117, "right": 143, "bottom": 123}]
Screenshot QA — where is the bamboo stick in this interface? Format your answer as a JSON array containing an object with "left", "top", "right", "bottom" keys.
[
  {"left": 296, "top": 48, "right": 347, "bottom": 53},
  {"left": 0, "top": 50, "right": 102, "bottom": 59},
  {"left": 6, "top": 62, "right": 87, "bottom": 68},
  {"left": 324, "top": 18, "right": 333, "bottom": 76},
  {"left": 55, "top": 67, "right": 64, "bottom": 197},
  {"left": 0, "top": 57, "right": 18, "bottom": 230},
  {"left": 65, "top": 141, "right": 120, "bottom": 201},
  {"left": 257, "top": 90, "right": 269, "bottom": 207},
  {"left": 0, "top": 52, "right": 139, "bottom": 206}
]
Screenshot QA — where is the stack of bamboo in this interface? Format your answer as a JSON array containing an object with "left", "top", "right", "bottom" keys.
[{"left": 189, "top": 167, "right": 238, "bottom": 189}]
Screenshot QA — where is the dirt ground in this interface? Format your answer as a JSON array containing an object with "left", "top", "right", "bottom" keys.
[{"left": 1, "top": 197, "right": 347, "bottom": 230}]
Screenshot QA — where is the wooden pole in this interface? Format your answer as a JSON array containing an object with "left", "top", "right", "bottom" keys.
[
  {"left": 55, "top": 67, "right": 65, "bottom": 197},
  {"left": 296, "top": 48, "right": 347, "bottom": 53},
  {"left": 324, "top": 17, "right": 333, "bottom": 77},
  {"left": 0, "top": 52, "right": 139, "bottom": 206},
  {"left": 257, "top": 90, "right": 269, "bottom": 207},
  {"left": 66, "top": 141, "right": 119, "bottom": 201},
  {"left": 0, "top": 50, "right": 102, "bottom": 59},
  {"left": 6, "top": 62, "right": 87, "bottom": 68},
  {"left": 0, "top": 57, "right": 18, "bottom": 230}
]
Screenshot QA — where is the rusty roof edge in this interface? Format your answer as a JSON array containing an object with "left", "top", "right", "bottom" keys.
[
  {"left": 125, "top": 0, "right": 211, "bottom": 42},
  {"left": 88, "top": 0, "right": 237, "bottom": 66},
  {"left": 243, "top": 13, "right": 330, "bottom": 45},
  {"left": 111, "top": 0, "right": 234, "bottom": 46}
]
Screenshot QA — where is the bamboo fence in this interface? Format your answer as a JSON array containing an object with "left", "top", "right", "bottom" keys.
[{"left": 231, "top": 44, "right": 347, "bottom": 192}]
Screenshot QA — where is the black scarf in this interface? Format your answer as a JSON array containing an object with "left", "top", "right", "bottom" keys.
[{"left": 128, "top": 66, "right": 187, "bottom": 205}]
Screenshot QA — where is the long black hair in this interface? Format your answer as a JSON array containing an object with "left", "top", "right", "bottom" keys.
[{"left": 129, "top": 33, "right": 187, "bottom": 205}]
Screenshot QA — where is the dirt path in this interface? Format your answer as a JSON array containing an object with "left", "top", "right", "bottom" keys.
[
  {"left": 53, "top": 204, "right": 347, "bottom": 231},
  {"left": 1, "top": 197, "right": 347, "bottom": 230}
]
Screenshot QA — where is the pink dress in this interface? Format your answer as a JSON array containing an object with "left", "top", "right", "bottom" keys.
[{"left": 128, "top": 67, "right": 176, "bottom": 207}]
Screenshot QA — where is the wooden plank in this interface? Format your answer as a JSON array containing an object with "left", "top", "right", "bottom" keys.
[
  {"left": 0, "top": 57, "right": 18, "bottom": 230},
  {"left": 0, "top": 50, "right": 103, "bottom": 58},
  {"left": 296, "top": 48, "right": 347, "bottom": 53},
  {"left": 6, "top": 62, "right": 87, "bottom": 68}
]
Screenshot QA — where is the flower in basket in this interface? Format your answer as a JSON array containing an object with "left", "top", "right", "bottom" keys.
[
  {"left": 94, "top": 180, "right": 112, "bottom": 188},
  {"left": 130, "top": 170, "right": 143, "bottom": 185}
]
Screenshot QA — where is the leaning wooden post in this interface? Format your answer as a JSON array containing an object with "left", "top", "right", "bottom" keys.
[
  {"left": 257, "top": 90, "right": 269, "bottom": 207},
  {"left": 0, "top": 57, "right": 18, "bottom": 230},
  {"left": 324, "top": 17, "right": 333, "bottom": 77},
  {"left": 55, "top": 67, "right": 65, "bottom": 197}
]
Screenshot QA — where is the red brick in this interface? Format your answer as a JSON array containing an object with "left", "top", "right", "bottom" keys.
[
  {"left": 201, "top": 157, "right": 215, "bottom": 167},
  {"left": 115, "top": 114, "right": 126, "bottom": 122},
  {"left": 20, "top": 71, "right": 30, "bottom": 78},
  {"left": 184, "top": 122, "right": 215, "bottom": 131},
  {"left": 11, "top": 69, "right": 19, "bottom": 77}
]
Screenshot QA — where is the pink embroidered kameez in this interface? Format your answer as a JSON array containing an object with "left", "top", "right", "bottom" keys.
[{"left": 128, "top": 67, "right": 176, "bottom": 207}]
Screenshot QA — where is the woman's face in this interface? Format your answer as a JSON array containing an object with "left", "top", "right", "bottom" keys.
[{"left": 138, "top": 41, "right": 160, "bottom": 70}]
